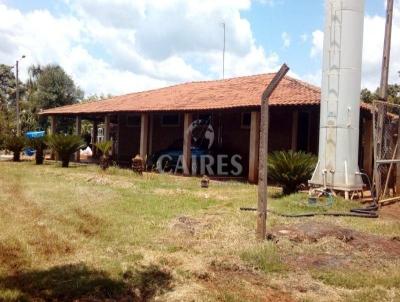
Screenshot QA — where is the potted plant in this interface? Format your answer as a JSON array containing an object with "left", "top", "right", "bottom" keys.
[
  {"left": 5, "top": 135, "right": 26, "bottom": 162},
  {"left": 95, "top": 140, "right": 113, "bottom": 170},
  {"left": 46, "top": 134, "right": 84, "bottom": 167},
  {"left": 268, "top": 150, "right": 317, "bottom": 195}
]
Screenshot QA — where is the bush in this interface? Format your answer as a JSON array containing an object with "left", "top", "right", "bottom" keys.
[
  {"left": 46, "top": 134, "right": 84, "bottom": 168},
  {"left": 4, "top": 135, "right": 26, "bottom": 162},
  {"left": 95, "top": 140, "right": 112, "bottom": 170},
  {"left": 267, "top": 150, "right": 317, "bottom": 195},
  {"left": 28, "top": 137, "right": 47, "bottom": 165}
]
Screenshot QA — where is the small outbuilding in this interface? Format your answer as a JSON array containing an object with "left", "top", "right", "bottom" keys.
[{"left": 40, "top": 73, "right": 373, "bottom": 182}]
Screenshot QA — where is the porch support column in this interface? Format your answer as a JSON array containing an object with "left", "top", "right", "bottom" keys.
[
  {"left": 183, "top": 113, "right": 192, "bottom": 176},
  {"left": 75, "top": 116, "right": 81, "bottom": 162},
  {"left": 291, "top": 110, "right": 299, "bottom": 151},
  {"left": 248, "top": 111, "right": 260, "bottom": 183},
  {"left": 148, "top": 114, "right": 154, "bottom": 157},
  {"left": 140, "top": 113, "right": 149, "bottom": 159},
  {"left": 92, "top": 120, "right": 98, "bottom": 158},
  {"left": 50, "top": 115, "right": 56, "bottom": 160},
  {"left": 104, "top": 115, "right": 110, "bottom": 141},
  {"left": 363, "top": 118, "right": 373, "bottom": 179}
]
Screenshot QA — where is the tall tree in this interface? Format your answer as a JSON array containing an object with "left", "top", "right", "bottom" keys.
[
  {"left": 0, "top": 64, "right": 26, "bottom": 135},
  {"left": 27, "top": 64, "right": 83, "bottom": 111},
  {"left": 26, "top": 64, "right": 84, "bottom": 132}
]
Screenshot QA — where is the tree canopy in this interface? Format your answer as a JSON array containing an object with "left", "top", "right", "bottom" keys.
[{"left": 0, "top": 64, "right": 83, "bottom": 137}]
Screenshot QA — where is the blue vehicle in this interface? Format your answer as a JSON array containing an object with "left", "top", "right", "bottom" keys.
[
  {"left": 24, "top": 131, "right": 45, "bottom": 156},
  {"left": 148, "top": 139, "right": 210, "bottom": 173}
]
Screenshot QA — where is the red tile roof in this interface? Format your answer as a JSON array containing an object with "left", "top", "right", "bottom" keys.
[{"left": 40, "top": 73, "right": 322, "bottom": 116}]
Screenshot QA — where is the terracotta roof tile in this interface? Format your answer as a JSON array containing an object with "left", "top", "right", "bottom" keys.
[{"left": 40, "top": 73, "right": 322, "bottom": 115}]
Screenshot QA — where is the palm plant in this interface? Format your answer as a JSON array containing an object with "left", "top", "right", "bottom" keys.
[
  {"left": 28, "top": 137, "right": 47, "bottom": 165},
  {"left": 46, "top": 134, "right": 84, "bottom": 167},
  {"left": 267, "top": 150, "right": 317, "bottom": 195},
  {"left": 95, "top": 140, "right": 112, "bottom": 170},
  {"left": 5, "top": 135, "right": 26, "bottom": 162}
]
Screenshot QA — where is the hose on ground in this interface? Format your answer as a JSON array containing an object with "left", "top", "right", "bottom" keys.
[{"left": 239, "top": 207, "right": 379, "bottom": 218}]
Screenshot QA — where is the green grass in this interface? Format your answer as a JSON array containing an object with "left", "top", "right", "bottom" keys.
[
  {"left": 0, "top": 160, "right": 399, "bottom": 301},
  {"left": 312, "top": 266, "right": 400, "bottom": 290},
  {"left": 240, "top": 242, "right": 287, "bottom": 273}
]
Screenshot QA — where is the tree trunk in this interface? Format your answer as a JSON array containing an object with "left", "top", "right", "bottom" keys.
[
  {"left": 35, "top": 150, "right": 44, "bottom": 165},
  {"left": 13, "top": 151, "right": 20, "bottom": 162},
  {"left": 61, "top": 155, "right": 70, "bottom": 168}
]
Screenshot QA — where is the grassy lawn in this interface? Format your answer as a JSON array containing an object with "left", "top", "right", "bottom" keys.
[{"left": 0, "top": 161, "right": 399, "bottom": 301}]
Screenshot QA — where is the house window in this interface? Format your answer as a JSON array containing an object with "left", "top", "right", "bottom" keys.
[
  {"left": 161, "top": 114, "right": 180, "bottom": 127},
  {"left": 241, "top": 112, "right": 251, "bottom": 129},
  {"left": 126, "top": 115, "right": 140, "bottom": 127}
]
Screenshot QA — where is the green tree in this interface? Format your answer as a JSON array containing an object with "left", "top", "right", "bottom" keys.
[
  {"left": 361, "top": 73, "right": 400, "bottom": 105},
  {"left": 27, "top": 64, "right": 84, "bottom": 132},
  {"left": 0, "top": 64, "right": 25, "bottom": 137}
]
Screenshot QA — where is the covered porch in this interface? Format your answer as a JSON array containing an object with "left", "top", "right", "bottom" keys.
[{"left": 46, "top": 105, "right": 321, "bottom": 183}]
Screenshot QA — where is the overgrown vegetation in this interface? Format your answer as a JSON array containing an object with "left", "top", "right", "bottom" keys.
[
  {"left": 4, "top": 135, "right": 26, "bottom": 162},
  {"left": 0, "top": 161, "right": 399, "bottom": 301},
  {"left": 95, "top": 140, "right": 113, "bottom": 170},
  {"left": 46, "top": 134, "right": 84, "bottom": 167},
  {"left": 240, "top": 242, "right": 287, "bottom": 273},
  {"left": 268, "top": 150, "right": 317, "bottom": 195},
  {"left": 27, "top": 137, "right": 47, "bottom": 165}
]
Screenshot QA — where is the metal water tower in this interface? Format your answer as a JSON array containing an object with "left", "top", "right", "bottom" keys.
[{"left": 310, "top": 0, "right": 365, "bottom": 197}]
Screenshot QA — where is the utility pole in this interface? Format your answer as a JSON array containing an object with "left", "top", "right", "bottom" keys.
[
  {"left": 222, "top": 22, "right": 226, "bottom": 79},
  {"left": 379, "top": 0, "right": 394, "bottom": 100},
  {"left": 256, "top": 64, "right": 289, "bottom": 240},
  {"left": 375, "top": 0, "right": 394, "bottom": 199},
  {"left": 15, "top": 55, "right": 26, "bottom": 136}
]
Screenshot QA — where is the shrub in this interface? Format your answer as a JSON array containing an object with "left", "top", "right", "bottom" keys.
[
  {"left": 46, "top": 134, "right": 84, "bottom": 168},
  {"left": 4, "top": 135, "right": 26, "bottom": 162},
  {"left": 28, "top": 137, "right": 47, "bottom": 165},
  {"left": 95, "top": 140, "right": 112, "bottom": 170},
  {"left": 267, "top": 150, "right": 317, "bottom": 195}
]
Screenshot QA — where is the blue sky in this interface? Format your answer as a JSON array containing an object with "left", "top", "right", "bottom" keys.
[{"left": 0, "top": 0, "right": 398, "bottom": 96}]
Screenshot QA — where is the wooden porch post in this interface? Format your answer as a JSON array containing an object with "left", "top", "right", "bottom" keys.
[
  {"left": 291, "top": 110, "right": 299, "bottom": 151},
  {"left": 75, "top": 116, "right": 81, "bottom": 162},
  {"left": 50, "top": 115, "right": 56, "bottom": 160},
  {"left": 104, "top": 115, "right": 110, "bottom": 141},
  {"left": 248, "top": 111, "right": 260, "bottom": 183},
  {"left": 363, "top": 118, "right": 373, "bottom": 178},
  {"left": 148, "top": 114, "right": 154, "bottom": 157},
  {"left": 183, "top": 113, "right": 192, "bottom": 176},
  {"left": 140, "top": 113, "right": 149, "bottom": 159},
  {"left": 92, "top": 120, "right": 98, "bottom": 158}
]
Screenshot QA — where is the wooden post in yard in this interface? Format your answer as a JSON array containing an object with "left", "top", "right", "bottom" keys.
[
  {"left": 379, "top": 0, "right": 394, "bottom": 101},
  {"left": 375, "top": 0, "right": 394, "bottom": 199},
  {"left": 75, "top": 116, "right": 81, "bottom": 162},
  {"left": 257, "top": 64, "right": 289, "bottom": 240}
]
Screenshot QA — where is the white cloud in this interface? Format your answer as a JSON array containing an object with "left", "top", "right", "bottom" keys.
[
  {"left": 306, "top": 1, "right": 400, "bottom": 90},
  {"left": 300, "top": 33, "right": 308, "bottom": 43},
  {"left": 310, "top": 30, "right": 323, "bottom": 58},
  {"left": 0, "top": 1, "right": 280, "bottom": 96},
  {"left": 281, "top": 32, "right": 291, "bottom": 48}
]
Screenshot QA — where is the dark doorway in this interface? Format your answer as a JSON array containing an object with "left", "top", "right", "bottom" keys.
[{"left": 297, "top": 111, "right": 310, "bottom": 152}]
